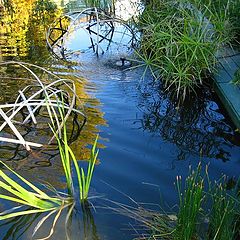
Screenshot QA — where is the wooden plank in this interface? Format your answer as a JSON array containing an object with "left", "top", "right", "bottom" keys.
[
  {"left": 232, "top": 54, "right": 240, "bottom": 68},
  {"left": 216, "top": 46, "right": 238, "bottom": 58},
  {"left": 214, "top": 67, "right": 232, "bottom": 83},
  {"left": 214, "top": 81, "right": 240, "bottom": 129},
  {"left": 214, "top": 49, "right": 240, "bottom": 129},
  {"left": 218, "top": 56, "right": 238, "bottom": 78}
]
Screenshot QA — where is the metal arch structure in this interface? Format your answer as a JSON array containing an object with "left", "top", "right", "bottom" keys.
[
  {"left": 46, "top": 7, "right": 139, "bottom": 60},
  {"left": 0, "top": 61, "right": 86, "bottom": 151}
]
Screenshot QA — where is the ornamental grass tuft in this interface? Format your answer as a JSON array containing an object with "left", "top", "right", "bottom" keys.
[{"left": 136, "top": 0, "right": 238, "bottom": 99}]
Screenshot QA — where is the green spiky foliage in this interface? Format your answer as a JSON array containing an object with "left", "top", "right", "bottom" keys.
[
  {"left": 174, "top": 164, "right": 205, "bottom": 240},
  {"left": 135, "top": 0, "right": 237, "bottom": 98},
  {"left": 49, "top": 101, "right": 98, "bottom": 201},
  {"left": 207, "top": 178, "right": 239, "bottom": 240},
  {"left": 0, "top": 161, "right": 65, "bottom": 221}
]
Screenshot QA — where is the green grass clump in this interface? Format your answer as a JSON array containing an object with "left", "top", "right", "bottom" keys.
[
  {"left": 0, "top": 135, "right": 99, "bottom": 237},
  {"left": 136, "top": 0, "right": 237, "bottom": 98},
  {"left": 190, "top": 0, "right": 240, "bottom": 42},
  {"left": 126, "top": 164, "right": 240, "bottom": 240},
  {"left": 0, "top": 100, "right": 99, "bottom": 237},
  {"left": 56, "top": 128, "right": 98, "bottom": 201},
  {"left": 207, "top": 180, "right": 238, "bottom": 240},
  {"left": 174, "top": 164, "right": 204, "bottom": 240},
  {"left": 50, "top": 102, "right": 98, "bottom": 202}
]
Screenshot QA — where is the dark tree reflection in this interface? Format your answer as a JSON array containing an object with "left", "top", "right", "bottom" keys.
[{"left": 138, "top": 82, "right": 240, "bottom": 161}]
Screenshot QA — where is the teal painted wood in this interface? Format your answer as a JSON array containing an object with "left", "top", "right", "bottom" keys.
[{"left": 214, "top": 49, "right": 240, "bottom": 129}]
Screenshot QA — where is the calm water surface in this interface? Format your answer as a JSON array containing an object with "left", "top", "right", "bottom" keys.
[{"left": 0, "top": 1, "right": 240, "bottom": 239}]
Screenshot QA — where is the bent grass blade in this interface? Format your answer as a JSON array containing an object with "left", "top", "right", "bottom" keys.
[
  {"left": 57, "top": 133, "right": 99, "bottom": 201},
  {"left": 0, "top": 161, "right": 73, "bottom": 239},
  {"left": 0, "top": 160, "right": 69, "bottom": 218},
  {"left": 50, "top": 100, "right": 99, "bottom": 202}
]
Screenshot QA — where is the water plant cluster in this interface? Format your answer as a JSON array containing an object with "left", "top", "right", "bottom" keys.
[
  {"left": 129, "top": 164, "right": 240, "bottom": 240},
  {"left": 0, "top": 0, "right": 240, "bottom": 239},
  {"left": 51, "top": 105, "right": 98, "bottom": 201},
  {"left": 191, "top": 0, "right": 240, "bottom": 41},
  {"left": 0, "top": 102, "right": 98, "bottom": 238},
  {"left": 136, "top": 0, "right": 240, "bottom": 98}
]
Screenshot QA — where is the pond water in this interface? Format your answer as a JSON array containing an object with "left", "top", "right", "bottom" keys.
[{"left": 0, "top": 1, "right": 240, "bottom": 239}]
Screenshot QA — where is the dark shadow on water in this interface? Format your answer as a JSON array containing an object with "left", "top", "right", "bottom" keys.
[
  {"left": 137, "top": 81, "right": 240, "bottom": 162},
  {"left": 0, "top": 213, "right": 41, "bottom": 240},
  {"left": 66, "top": 203, "right": 100, "bottom": 240}
]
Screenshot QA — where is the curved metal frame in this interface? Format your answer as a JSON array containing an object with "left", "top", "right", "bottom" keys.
[
  {"left": 46, "top": 7, "right": 139, "bottom": 60},
  {"left": 0, "top": 61, "right": 86, "bottom": 150}
]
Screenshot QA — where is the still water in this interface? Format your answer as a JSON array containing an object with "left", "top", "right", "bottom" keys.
[{"left": 0, "top": 1, "right": 240, "bottom": 239}]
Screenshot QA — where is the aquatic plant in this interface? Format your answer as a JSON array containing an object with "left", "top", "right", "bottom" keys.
[
  {"left": 207, "top": 178, "right": 238, "bottom": 240},
  {"left": 56, "top": 128, "right": 98, "bottom": 201},
  {"left": 0, "top": 161, "right": 72, "bottom": 238},
  {"left": 174, "top": 169, "right": 239, "bottom": 240},
  {"left": 49, "top": 99, "right": 98, "bottom": 201},
  {"left": 0, "top": 126, "right": 98, "bottom": 238},
  {"left": 136, "top": 0, "right": 236, "bottom": 98},
  {"left": 0, "top": 91, "right": 98, "bottom": 239},
  {"left": 189, "top": 0, "right": 240, "bottom": 42},
  {"left": 174, "top": 164, "right": 205, "bottom": 240},
  {"left": 117, "top": 163, "right": 240, "bottom": 240},
  {"left": 0, "top": 57, "right": 100, "bottom": 239},
  {"left": 0, "top": 161, "right": 65, "bottom": 218},
  {"left": 0, "top": 121, "right": 98, "bottom": 238}
]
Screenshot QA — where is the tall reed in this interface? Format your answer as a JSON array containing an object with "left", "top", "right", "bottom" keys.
[
  {"left": 0, "top": 101, "right": 98, "bottom": 237},
  {"left": 121, "top": 163, "right": 240, "bottom": 240},
  {"left": 174, "top": 164, "right": 205, "bottom": 240},
  {"left": 56, "top": 130, "right": 98, "bottom": 201},
  {"left": 50, "top": 101, "right": 98, "bottom": 201},
  {"left": 207, "top": 179, "right": 238, "bottom": 240}
]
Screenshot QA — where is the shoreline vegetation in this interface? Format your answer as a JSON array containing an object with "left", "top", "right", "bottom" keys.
[
  {"left": 0, "top": 0, "right": 239, "bottom": 239},
  {"left": 135, "top": 0, "right": 240, "bottom": 99},
  {"left": 119, "top": 164, "right": 240, "bottom": 240},
  {"left": 0, "top": 101, "right": 98, "bottom": 238}
]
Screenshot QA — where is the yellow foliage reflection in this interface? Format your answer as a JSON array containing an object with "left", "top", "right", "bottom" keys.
[
  {"left": 0, "top": 0, "right": 62, "bottom": 58},
  {"left": 0, "top": 1, "right": 107, "bottom": 183},
  {"left": 64, "top": 77, "right": 107, "bottom": 161}
]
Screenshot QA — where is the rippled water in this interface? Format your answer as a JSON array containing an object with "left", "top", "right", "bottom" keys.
[{"left": 0, "top": 1, "right": 240, "bottom": 239}]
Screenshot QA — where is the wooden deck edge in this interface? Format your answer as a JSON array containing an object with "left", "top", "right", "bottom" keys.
[
  {"left": 214, "top": 80, "right": 240, "bottom": 130},
  {"left": 213, "top": 48, "right": 240, "bottom": 130}
]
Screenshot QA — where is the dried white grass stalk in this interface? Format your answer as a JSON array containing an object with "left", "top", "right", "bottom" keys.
[{"left": 0, "top": 61, "right": 86, "bottom": 150}]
